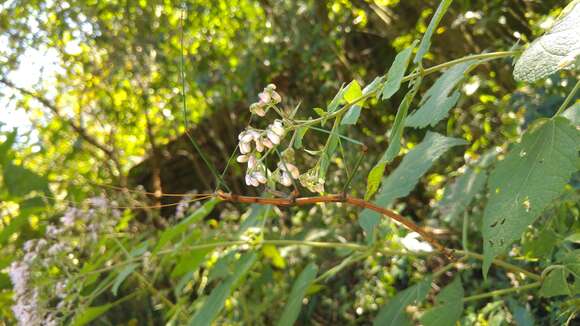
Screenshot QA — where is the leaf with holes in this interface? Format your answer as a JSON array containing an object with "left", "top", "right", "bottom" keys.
[
  {"left": 482, "top": 117, "right": 580, "bottom": 276},
  {"left": 513, "top": 1, "right": 580, "bottom": 82},
  {"left": 406, "top": 60, "right": 478, "bottom": 128}
]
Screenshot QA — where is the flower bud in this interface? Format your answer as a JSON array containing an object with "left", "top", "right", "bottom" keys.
[
  {"left": 261, "top": 137, "right": 274, "bottom": 149},
  {"left": 266, "top": 130, "right": 281, "bottom": 145},
  {"left": 240, "top": 141, "right": 252, "bottom": 154},
  {"left": 270, "top": 120, "right": 285, "bottom": 137},
  {"left": 239, "top": 131, "right": 254, "bottom": 143},
  {"left": 237, "top": 155, "right": 249, "bottom": 163},
  {"left": 258, "top": 91, "right": 271, "bottom": 105},
  {"left": 271, "top": 91, "right": 282, "bottom": 104},
  {"left": 280, "top": 172, "right": 292, "bottom": 186},
  {"left": 248, "top": 155, "right": 258, "bottom": 169},
  {"left": 255, "top": 140, "right": 265, "bottom": 152},
  {"left": 253, "top": 171, "right": 267, "bottom": 184}
]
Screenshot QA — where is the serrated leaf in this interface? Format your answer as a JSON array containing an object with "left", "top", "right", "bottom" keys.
[
  {"left": 382, "top": 42, "right": 417, "bottom": 100},
  {"left": 438, "top": 167, "right": 487, "bottom": 222},
  {"left": 111, "top": 263, "right": 138, "bottom": 296},
  {"left": 513, "top": 1, "right": 580, "bottom": 82},
  {"left": 277, "top": 263, "right": 318, "bottom": 326},
  {"left": 482, "top": 118, "right": 580, "bottom": 276},
  {"left": 373, "top": 276, "right": 432, "bottom": 326},
  {"left": 153, "top": 198, "right": 219, "bottom": 253},
  {"left": 366, "top": 78, "right": 423, "bottom": 200},
  {"left": 406, "top": 60, "right": 477, "bottom": 128},
  {"left": 189, "top": 252, "right": 257, "bottom": 326},
  {"left": 419, "top": 277, "right": 464, "bottom": 326},
  {"left": 359, "top": 132, "right": 467, "bottom": 238},
  {"left": 414, "top": 0, "right": 454, "bottom": 64},
  {"left": 540, "top": 267, "right": 571, "bottom": 297}
]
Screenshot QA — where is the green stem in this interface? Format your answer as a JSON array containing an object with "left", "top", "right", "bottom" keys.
[
  {"left": 463, "top": 282, "right": 541, "bottom": 302},
  {"left": 456, "top": 250, "right": 540, "bottom": 281},
  {"left": 554, "top": 79, "right": 580, "bottom": 116}
]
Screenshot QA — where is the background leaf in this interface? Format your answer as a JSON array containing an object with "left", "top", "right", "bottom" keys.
[
  {"left": 482, "top": 118, "right": 580, "bottom": 275},
  {"left": 373, "top": 276, "right": 432, "bottom": 326},
  {"left": 189, "top": 252, "right": 257, "bottom": 326},
  {"left": 419, "top": 277, "right": 464, "bottom": 326},
  {"left": 277, "top": 263, "right": 318, "bottom": 326}
]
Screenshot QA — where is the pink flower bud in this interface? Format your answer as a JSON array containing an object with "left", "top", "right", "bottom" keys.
[{"left": 236, "top": 155, "right": 249, "bottom": 163}]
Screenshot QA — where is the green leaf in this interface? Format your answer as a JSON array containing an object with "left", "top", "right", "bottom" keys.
[
  {"left": 561, "top": 102, "right": 579, "bottom": 126},
  {"left": 382, "top": 42, "right": 416, "bottom": 100},
  {"left": 0, "top": 215, "right": 28, "bottom": 245},
  {"left": 414, "top": 0, "right": 454, "bottom": 64},
  {"left": 373, "top": 276, "right": 432, "bottom": 326},
  {"left": 522, "top": 229, "right": 558, "bottom": 258},
  {"left": 343, "top": 80, "right": 362, "bottom": 104},
  {"left": 482, "top": 118, "right": 580, "bottom": 276},
  {"left": 111, "top": 263, "right": 138, "bottom": 296},
  {"left": 341, "top": 106, "right": 362, "bottom": 125},
  {"left": 0, "top": 130, "right": 17, "bottom": 164},
  {"left": 293, "top": 127, "right": 309, "bottom": 149},
  {"left": 438, "top": 166, "right": 487, "bottom": 222},
  {"left": 277, "top": 263, "right": 318, "bottom": 326},
  {"left": 313, "top": 107, "right": 326, "bottom": 117},
  {"left": 508, "top": 300, "right": 535, "bottom": 326},
  {"left": 365, "top": 77, "right": 422, "bottom": 200},
  {"left": 565, "top": 233, "right": 580, "bottom": 243},
  {"left": 513, "top": 1, "right": 580, "bottom": 82},
  {"left": 420, "top": 277, "right": 464, "bottom": 326},
  {"left": 359, "top": 132, "right": 467, "bottom": 238},
  {"left": 189, "top": 252, "right": 257, "bottom": 326},
  {"left": 363, "top": 76, "right": 384, "bottom": 97},
  {"left": 540, "top": 267, "right": 571, "bottom": 297},
  {"left": 153, "top": 198, "right": 219, "bottom": 253},
  {"left": 72, "top": 303, "right": 114, "bottom": 326},
  {"left": 171, "top": 247, "right": 211, "bottom": 278},
  {"left": 327, "top": 84, "right": 346, "bottom": 114},
  {"left": 406, "top": 60, "right": 477, "bottom": 128},
  {"left": 3, "top": 162, "right": 51, "bottom": 198}
]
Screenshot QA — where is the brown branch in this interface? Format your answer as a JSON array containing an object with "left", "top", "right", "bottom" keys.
[{"left": 216, "top": 191, "right": 453, "bottom": 258}]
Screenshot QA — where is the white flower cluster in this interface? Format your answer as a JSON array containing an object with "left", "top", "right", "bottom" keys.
[
  {"left": 249, "top": 84, "right": 282, "bottom": 116},
  {"left": 9, "top": 196, "right": 121, "bottom": 326}
]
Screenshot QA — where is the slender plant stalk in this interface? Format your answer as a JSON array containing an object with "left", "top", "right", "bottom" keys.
[
  {"left": 462, "top": 281, "right": 541, "bottom": 302},
  {"left": 554, "top": 79, "right": 580, "bottom": 116}
]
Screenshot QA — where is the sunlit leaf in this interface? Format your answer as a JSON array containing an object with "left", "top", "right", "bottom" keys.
[
  {"left": 482, "top": 118, "right": 580, "bottom": 276},
  {"left": 419, "top": 277, "right": 464, "bottom": 326},
  {"left": 373, "top": 276, "right": 432, "bottom": 326},
  {"left": 3, "top": 162, "right": 51, "bottom": 198},
  {"left": 277, "top": 263, "right": 318, "bottom": 326},
  {"left": 360, "top": 132, "right": 467, "bottom": 238},
  {"left": 513, "top": 1, "right": 580, "bottom": 82},
  {"left": 406, "top": 60, "right": 477, "bottom": 128}
]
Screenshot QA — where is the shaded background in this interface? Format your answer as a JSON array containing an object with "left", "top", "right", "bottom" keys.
[{"left": 0, "top": 0, "right": 577, "bottom": 324}]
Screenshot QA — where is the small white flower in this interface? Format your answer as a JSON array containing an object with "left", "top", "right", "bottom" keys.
[
  {"left": 266, "top": 130, "right": 281, "bottom": 145},
  {"left": 236, "top": 155, "right": 249, "bottom": 163},
  {"left": 248, "top": 155, "right": 258, "bottom": 169},
  {"left": 280, "top": 172, "right": 292, "bottom": 186},
  {"left": 239, "top": 131, "right": 255, "bottom": 143},
  {"left": 252, "top": 171, "right": 267, "bottom": 184},
  {"left": 400, "top": 232, "right": 433, "bottom": 253},
  {"left": 250, "top": 103, "right": 267, "bottom": 116},
  {"left": 255, "top": 140, "right": 265, "bottom": 152},
  {"left": 270, "top": 120, "right": 285, "bottom": 137},
  {"left": 239, "top": 141, "right": 252, "bottom": 154},
  {"left": 258, "top": 91, "right": 271, "bottom": 105},
  {"left": 261, "top": 137, "right": 274, "bottom": 149}
]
